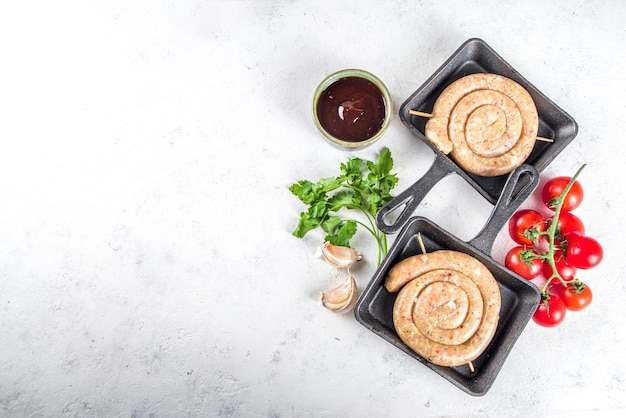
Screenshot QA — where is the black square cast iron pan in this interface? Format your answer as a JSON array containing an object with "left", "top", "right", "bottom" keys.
[
  {"left": 376, "top": 38, "right": 578, "bottom": 234},
  {"left": 355, "top": 164, "right": 542, "bottom": 396}
]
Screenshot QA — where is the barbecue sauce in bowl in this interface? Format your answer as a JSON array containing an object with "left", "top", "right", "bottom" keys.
[{"left": 313, "top": 69, "right": 391, "bottom": 149}]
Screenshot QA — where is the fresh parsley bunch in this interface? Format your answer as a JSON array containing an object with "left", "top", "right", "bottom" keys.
[{"left": 289, "top": 147, "right": 398, "bottom": 265}]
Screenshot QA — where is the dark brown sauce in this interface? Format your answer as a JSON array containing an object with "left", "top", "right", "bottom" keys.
[{"left": 316, "top": 76, "right": 386, "bottom": 142}]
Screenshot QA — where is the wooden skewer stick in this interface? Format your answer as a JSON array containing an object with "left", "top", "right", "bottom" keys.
[
  {"left": 408, "top": 109, "right": 554, "bottom": 143},
  {"left": 408, "top": 110, "right": 434, "bottom": 118},
  {"left": 417, "top": 233, "right": 427, "bottom": 255},
  {"left": 468, "top": 361, "right": 475, "bottom": 373},
  {"left": 536, "top": 136, "right": 554, "bottom": 143}
]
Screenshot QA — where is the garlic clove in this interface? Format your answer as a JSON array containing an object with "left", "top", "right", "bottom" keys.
[
  {"left": 320, "top": 241, "right": 362, "bottom": 269},
  {"left": 321, "top": 273, "right": 358, "bottom": 313}
]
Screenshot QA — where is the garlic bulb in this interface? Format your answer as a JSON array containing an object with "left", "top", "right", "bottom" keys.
[
  {"left": 321, "top": 272, "right": 358, "bottom": 313},
  {"left": 320, "top": 242, "right": 362, "bottom": 269}
]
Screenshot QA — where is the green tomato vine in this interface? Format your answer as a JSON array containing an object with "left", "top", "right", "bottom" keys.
[{"left": 519, "top": 164, "right": 587, "bottom": 299}]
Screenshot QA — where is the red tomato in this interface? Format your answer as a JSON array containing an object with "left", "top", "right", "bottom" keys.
[
  {"left": 532, "top": 294, "right": 566, "bottom": 327},
  {"left": 508, "top": 209, "right": 546, "bottom": 246},
  {"left": 566, "top": 234, "right": 603, "bottom": 269},
  {"left": 541, "top": 176, "right": 584, "bottom": 212},
  {"left": 550, "top": 280, "right": 593, "bottom": 311},
  {"left": 504, "top": 246, "right": 543, "bottom": 280},
  {"left": 552, "top": 212, "right": 585, "bottom": 242},
  {"left": 542, "top": 250, "right": 577, "bottom": 281}
]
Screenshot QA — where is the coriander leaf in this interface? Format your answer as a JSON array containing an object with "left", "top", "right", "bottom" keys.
[
  {"left": 321, "top": 216, "right": 343, "bottom": 234},
  {"left": 292, "top": 211, "right": 321, "bottom": 238},
  {"left": 289, "top": 147, "right": 399, "bottom": 265},
  {"left": 327, "top": 190, "right": 356, "bottom": 210},
  {"left": 366, "top": 160, "right": 378, "bottom": 177},
  {"left": 341, "top": 158, "right": 362, "bottom": 178},
  {"left": 379, "top": 173, "right": 399, "bottom": 194},
  {"left": 365, "top": 172, "right": 378, "bottom": 189},
  {"left": 376, "top": 147, "right": 393, "bottom": 176},
  {"left": 379, "top": 191, "right": 394, "bottom": 207},
  {"left": 325, "top": 220, "right": 357, "bottom": 247},
  {"left": 289, "top": 177, "right": 341, "bottom": 205},
  {"left": 367, "top": 192, "right": 383, "bottom": 215},
  {"left": 289, "top": 180, "right": 317, "bottom": 204},
  {"left": 318, "top": 176, "right": 342, "bottom": 192},
  {"left": 308, "top": 200, "right": 329, "bottom": 219}
]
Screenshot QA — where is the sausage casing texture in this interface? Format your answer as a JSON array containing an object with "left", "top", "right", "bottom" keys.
[
  {"left": 424, "top": 73, "right": 538, "bottom": 176},
  {"left": 385, "top": 250, "right": 501, "bottom": 367}
]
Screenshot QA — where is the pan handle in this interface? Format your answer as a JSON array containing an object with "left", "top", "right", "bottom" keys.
[
  {"left": 376, "top": 158, "right": 455, "bottom": 234},
  {"left": 468, "top": 164, "right": 540, "bottom": 255}
]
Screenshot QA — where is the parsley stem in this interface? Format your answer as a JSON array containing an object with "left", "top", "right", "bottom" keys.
[
  {"left": 289, "top": 147, "right": 397, "bottom": 268},
  {"left": 352, "top": 209, "right": 385, "bottom": 266},
  {"left": 336, "top": 203, "right": 387, "bottom": 265}
]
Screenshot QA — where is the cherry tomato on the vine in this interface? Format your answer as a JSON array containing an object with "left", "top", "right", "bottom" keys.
[
  {"left": 552, "top": 212, "right": 585, "bottom": 242},
  {"left": 549, "top": 280, "right": 593, "bottom": 311},
  {"left": 566, "top": 234, "right": 603, "bottom": 269},
  {"left": 504, "top": 246, "right": 543, "bottom": 280},
  {"left": 541, "top": 176, "right": 584, "bottom": 212},
  {"left": 532, "top": 294, "right": 567, "bottom": 327},
  {"left": 508, "top": 209, "right": 546, "bottom": 246},
  {"left": 542, "top": 249, "right": 577, "bottom": 281}
]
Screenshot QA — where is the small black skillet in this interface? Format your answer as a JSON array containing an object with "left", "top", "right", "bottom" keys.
[
  {"left": 355, "top": 164, "right": 542, "bottom": 396},
  {"left": 376, "top": 38, "right": 578, "bottom": 234}
]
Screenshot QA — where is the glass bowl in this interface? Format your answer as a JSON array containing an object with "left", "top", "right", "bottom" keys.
[{"left": 312, "top": 69, "right": 393, "bottom": 150}]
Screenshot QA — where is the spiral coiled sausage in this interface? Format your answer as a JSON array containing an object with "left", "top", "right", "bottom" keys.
[
  {"left": 424, "top": 74, "right": 538, "bottom": 176},
  {"left": 385, "top": 250, "right": 501, "bottom": 367}
]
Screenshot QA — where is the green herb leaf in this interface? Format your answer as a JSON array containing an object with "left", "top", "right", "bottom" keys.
[
  {"left": 292, "top": 211, "right": 321, "bottom": 238},
  {"left": 289, "top": 147, "right": 398, "bottom": 265},
  {"left": 325, "top": 220, "right": 357, "bottom": 247},
  {"left": 327, "top": 190, "right": 357, "bottom": 210},
  {"left": 377, "top": 147, "right": 394, "bottom": 176},
  {"left": 321, "top": 216, "right": 343, "bottom": 234}
]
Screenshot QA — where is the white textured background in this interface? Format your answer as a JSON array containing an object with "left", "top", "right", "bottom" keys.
[{"left": 1, "top": 1, "right": 624, "bottom": 416}]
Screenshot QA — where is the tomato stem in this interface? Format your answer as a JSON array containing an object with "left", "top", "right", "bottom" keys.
[{"left": 540, "top": 164, "right": 587, "bottom": 295}]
